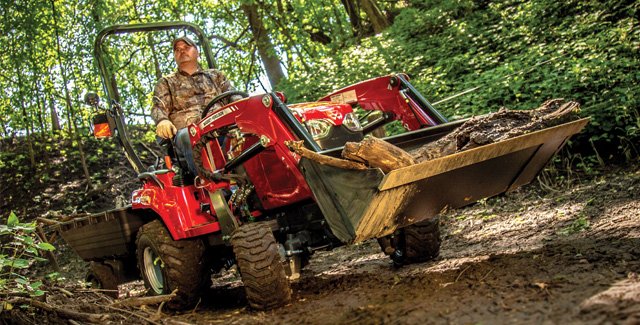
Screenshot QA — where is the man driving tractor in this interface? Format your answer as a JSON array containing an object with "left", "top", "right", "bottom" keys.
[{"left": 151, "top": 36, "right": 241, "bottom": 175}]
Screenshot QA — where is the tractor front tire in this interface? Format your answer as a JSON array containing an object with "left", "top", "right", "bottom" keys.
[
  {"left": 231, "top": 222, "right": 291, "bottom": 310},
  {"left": 136, "top": 220, "right": 208, "bottom": 309},
  {"left": 378, "top": 216, "right": 441, "bottom": 266},
  {"left": 86, "top": 261, "right": 119, "bottom": 298},
  {"left": 404, "top": 217, "right": 441, "bottom": 263}
]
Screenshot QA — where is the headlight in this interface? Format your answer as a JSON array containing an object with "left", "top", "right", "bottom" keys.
[
  {"left": 306, "top": 119, "right": 332, "bottom": 140},
  {"left": 343, "top": 112, "right": 363, "bottom": 132}
]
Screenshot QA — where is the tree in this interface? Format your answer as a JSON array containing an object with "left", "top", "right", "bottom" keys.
[
  {"left": 341, "top": 0, "right": 363, "bottom": 36},
  {"left": 359, "top": 0, "right": 389, "bottom": 34},
  {"left": 341, "top": 0, "right": 390, "bottom": 36},
  {"left": 51, "top": 0, "right": 92, "bottom": 187},
  {"left": 241, "top": 1, "right": 286, "bottom": 88}
]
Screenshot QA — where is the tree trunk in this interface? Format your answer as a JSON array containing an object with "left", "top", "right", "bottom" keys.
[
  {"left": 51, "top": 0, "right": 92, "bottom": 187},
  {"left": 241, "top": 2, "right": 285, "bottom": 89},
  {"left": 15, "top": 70, "right": 36, "bottom": 168},
  {"left": 49, "top": 95, "right": 61, "bottom": 132},
  {"left": 29, "top": 40, "right": 47, "bottom": 135},
  {"left": 0, "top": 115, "right": 7, "bottom": 138},
  {"left": 359, "top": 0, "right": 389, "bottom": 34},
  {"left": 33, "top": 80, "right": 47, "bottom": 134},
  {"left": 331, "top": 2, "right": 350, "bottom": 40},
  {"left": 44, "top": 70, "right": 62, "bottom": 132},
  {"left": 410, "top": 99, "right": 581, "bottom": 162},
  {"left": 147, "top": 34, "right": 163, "bottom": 80},
  {"left": 341, "top": 0, "right": 362, "bottom": 36}
]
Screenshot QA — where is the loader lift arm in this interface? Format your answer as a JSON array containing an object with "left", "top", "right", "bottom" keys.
[{"left": 319, "top": 74, "right": 448, "bottom": 132}]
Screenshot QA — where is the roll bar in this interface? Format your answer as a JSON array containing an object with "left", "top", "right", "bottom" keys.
[{"left": 93, "top": 22, "right": 215, "bottom": 173}]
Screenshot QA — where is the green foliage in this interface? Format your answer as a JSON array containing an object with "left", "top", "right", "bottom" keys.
[
  {"left": 0, "top": 212, "right": 55, "bottom": 297},
  {"left": 278, "top": 0, "right": 639, "bottom": 162},
  {"left": 1, "top": 0, "right": 637, "bottom": 221},
  {"left": 142, "top": 129, "right": 158, "bottom": 143},
  {"left": 557, "top": 215, "right": 590, "bottom": 235}
]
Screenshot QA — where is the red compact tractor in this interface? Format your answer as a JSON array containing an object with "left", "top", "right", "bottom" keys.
[{"left": 58, "top": 22, "right": 588, "bottom": 310}]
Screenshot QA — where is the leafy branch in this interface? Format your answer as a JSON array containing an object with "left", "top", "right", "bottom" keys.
[{"left": 0, "top": 212, "right": 57, "bottom": 301}]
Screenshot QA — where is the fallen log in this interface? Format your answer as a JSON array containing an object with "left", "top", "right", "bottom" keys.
[
  {"left": 286, "top": 140, "right": 367, "bottom": 170},
  {"left": 342, "top": 136, "right": 416, "bottom": 173}
]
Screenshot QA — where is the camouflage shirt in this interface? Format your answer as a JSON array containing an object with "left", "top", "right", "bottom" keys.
[{"left": 151, "top": 67, "right": 237, "bottom": 129}]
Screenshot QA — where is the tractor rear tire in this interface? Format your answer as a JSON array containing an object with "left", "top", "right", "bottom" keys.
[
  {"left": 136, "top": 220, "right": 208, "bottom": 309},
  {"left": 378, "top": 216, "right": 441, "bottom": 266},
  {"left": 86, "top": 261, "right": 119, "bottom": 298},
  {"left": 231, "top": 222, "right": 291, "bottom": 310}
]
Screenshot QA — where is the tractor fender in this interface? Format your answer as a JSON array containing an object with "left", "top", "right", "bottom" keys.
[{"left": 131, "top": 186, "right": 194, "bottom": 240}]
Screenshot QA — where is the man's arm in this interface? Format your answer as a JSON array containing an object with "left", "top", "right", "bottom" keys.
[
  {"left": 152, "top": 78, "right": 177, "bottom": 138},
  {"left": 151, "top": 78, "right": 172, "bottom": 124}
]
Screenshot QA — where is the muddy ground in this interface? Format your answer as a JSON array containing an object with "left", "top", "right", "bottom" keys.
[
  {"left": 17, "top": 162, "right": 639, "bottom": 324},
  {"left": 110, "top": 164, "right": 637, "bottom": 325}
]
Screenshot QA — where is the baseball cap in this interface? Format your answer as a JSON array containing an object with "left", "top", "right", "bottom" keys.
[{"left": 172, "top": 36, "right": 197, "bottom": 50}]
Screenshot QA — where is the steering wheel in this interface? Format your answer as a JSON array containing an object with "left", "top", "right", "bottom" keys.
[{"left": 201, "top": 90, "right": 249, "bottom": 119}]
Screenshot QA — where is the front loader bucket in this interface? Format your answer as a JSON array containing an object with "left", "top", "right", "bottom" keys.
[{"left": 300, "top": 118, "right": 589, "bottom": 244}]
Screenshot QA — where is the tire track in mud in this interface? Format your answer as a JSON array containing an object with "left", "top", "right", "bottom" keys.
[{"left": 171, "top": 166, "right": 640, "bottom": 324}]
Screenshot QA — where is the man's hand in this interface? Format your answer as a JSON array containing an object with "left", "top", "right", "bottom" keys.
[{"left": 156, "top": 120, "right": 177, "bottom": 139}]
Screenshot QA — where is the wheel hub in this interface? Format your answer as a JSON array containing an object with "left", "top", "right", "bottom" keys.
[{"left": 143, "top": 247, "right": 164, "bottom": 294}]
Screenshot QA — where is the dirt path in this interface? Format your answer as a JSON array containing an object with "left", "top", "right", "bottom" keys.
[{"left": 163, "top": 165, "right": 640, "bottom": 324}]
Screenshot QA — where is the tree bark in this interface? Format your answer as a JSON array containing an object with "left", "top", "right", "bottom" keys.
[
  {"left": 49, "top": 95, "right": 61, "bottom": 132},
  {"left": 331, "top": 2, "right": 350, "bottom": 40},
  {"left": 15, "top": 70, "right": 36, "bottom": 168},
  {"left": 29, "top": 40, "right": 47, "bottom": 135},
  {"left": 286, "top": 141, "right": 367, "bottom": 170},
  {"left": 241, "top": 2, "right": 285, "bottom": 88},
  {"left": 146, "top": 36, "right": 163, "bottom": 80},
  {"left": 110, "top": 290, "right": 177, "bottom": 307},
  {"left": 342, "top": 136, "right": 415, "bottom": 173},
  {"left": 359, "top": 0, "right": 389, "bottom": 34},
  {"left": 341, "top": 0, "right": 362, "bottom": 36}
]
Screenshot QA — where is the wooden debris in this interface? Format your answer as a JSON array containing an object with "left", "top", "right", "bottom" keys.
[
  {"left": 410, "top": 99, "right": 580, "bottom": 162},
  {"left": 104, "top": 305, "right": 162, "bottom": 325},
  {"left": 35, "top": 225, "right": 60, "bottom": 272},
  {"left": 11, "top": 298, "right": 111, "bottom": 324},
  {"left": 285, "top": 140, "right": 367, "bottom": 170},
  {"left": 342, "top": 136, "right": 416, "bottom": 173},
  {"left": 288, "top": 99, "right": 579, "bottom": 173},
  {"left": 111, "top": 290, "right": 177, "bottom": 308},
  {"left": 36, "top": 217, "right": 61, "bottom": 225},
  {"left": 55, "top": 287, "right": 75, "bottom": 297}
]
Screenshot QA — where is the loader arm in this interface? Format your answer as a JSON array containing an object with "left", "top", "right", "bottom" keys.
[{"left": 319, "top": 74, "right": 448, "bottom": 131}]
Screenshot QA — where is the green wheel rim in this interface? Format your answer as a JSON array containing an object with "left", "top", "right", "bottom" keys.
[{"left": 143, "top": 247, "right": 164, "bottom": 294}]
